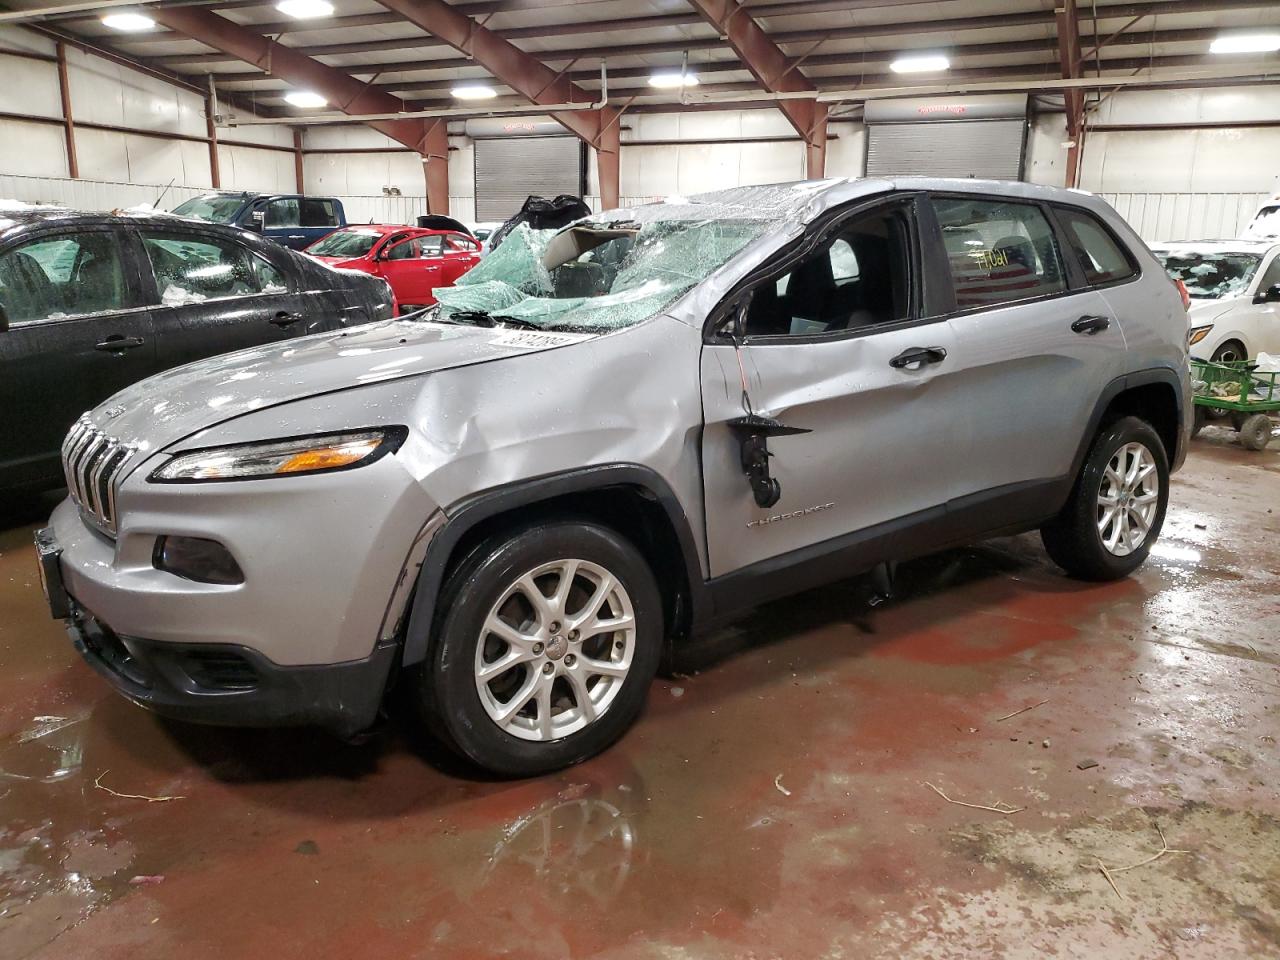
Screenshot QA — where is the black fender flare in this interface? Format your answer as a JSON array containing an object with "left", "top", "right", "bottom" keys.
[
  {"left": 400, "top": 463, "right": 707, "bottom": 667},
  {"left": 1068, "top": 366, "right": 1188, "bottom": 480}
]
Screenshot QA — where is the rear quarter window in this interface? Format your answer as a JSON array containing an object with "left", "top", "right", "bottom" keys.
[{"left": 1054, "top": 207, "right": 1139, "bottom": 287}]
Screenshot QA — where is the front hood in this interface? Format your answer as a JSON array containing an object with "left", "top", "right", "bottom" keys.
[
  {"left": 85, "top": 320, "right": 594, "bottom": 456},
  {"left": 1187, "top": 298, "right": 1239, "bottom": 325},
  {"left": 311, "top": 254, "right": 365, "bottom": 269}
]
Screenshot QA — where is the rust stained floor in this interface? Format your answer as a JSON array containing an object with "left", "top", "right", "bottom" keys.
[{"left": 1, "top": 426, "right": 1278, "bottom": 960}]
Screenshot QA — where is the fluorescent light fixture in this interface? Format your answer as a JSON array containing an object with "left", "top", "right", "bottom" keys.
[
  {"left": 648, "top": 71, "right": 700, "bottom": 89},
  {"left": 451, "top": 84, "right": 498, "bottom": 100},
  {"left": 275, "top": 0, "right": 335, "bottom": 18},
  {"left": 1210, "top": 33, "right": 1280, "bottom": 54},
  {"left": 284, "top": 91, "right": 328, "bottom": 108},
  {"left": 101, "top": 12, "right": 156, "bottom": 32},
  {"left": 890, "top": 54, "right": 950, "bottom": 73}
]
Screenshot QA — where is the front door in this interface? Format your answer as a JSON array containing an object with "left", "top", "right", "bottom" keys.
[
  {"left": 137, "top": 228, "right": 315, "bottom": 370},
  {"left": 378, "top": 235, "right": 447, "bottom": 307},
  {"left": 700, "top": 199, "right": 963, "bottom": 578},
  {"left": 0, "top": 227, "right": 156, "bottom": 488}
]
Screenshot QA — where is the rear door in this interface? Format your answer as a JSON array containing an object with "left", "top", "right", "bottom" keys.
[
  {"left": 137, "top": 228, "right": 315, "bottom": 369},
  {"left": 925, "top": 193, "right": 1127, "bottom": 510},
  {"left": 0, "top": 226, "right": 155, "bottom": 487},
  {"left": 700, "top": 196, "right": 964, "bottom": 578}
]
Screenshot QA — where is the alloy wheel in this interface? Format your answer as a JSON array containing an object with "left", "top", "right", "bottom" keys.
[
  {"left": 474, "top": 559, "right": 636, "bottom": 742},
  {"left": 1096, "top": 441, "right": 1160, "bottom": 557}
]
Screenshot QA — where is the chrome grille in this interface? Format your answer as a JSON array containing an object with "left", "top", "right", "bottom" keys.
[{"left": 61, "top": 416, "right": 136, "bottom": 537}]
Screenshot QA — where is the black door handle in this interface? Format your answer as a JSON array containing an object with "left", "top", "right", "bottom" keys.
[
  {"left": 270, "top": 311, "right": 305, "bottom": 327},
  {"left": 890, "top": 346, "right": 948, "bottom": 369},
  {"left": 94, "top": 335, "right": 145, "bottom": 352},
  {"left": 1071, "top": 315, "right": 1111, "bottom": 335}
]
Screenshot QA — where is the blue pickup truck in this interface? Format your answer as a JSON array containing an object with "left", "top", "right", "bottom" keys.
[{"left": 170, "top": 192, "right": 347, "bottom": 249}]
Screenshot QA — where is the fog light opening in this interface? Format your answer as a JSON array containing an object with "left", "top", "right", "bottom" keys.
[{"left": 154, "top": 536, "right": 245, "bottom": 585}]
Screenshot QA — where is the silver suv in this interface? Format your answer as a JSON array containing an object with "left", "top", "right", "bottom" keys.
[{"left": 35, "top": 179, "right": 1191, "bottom": 777}]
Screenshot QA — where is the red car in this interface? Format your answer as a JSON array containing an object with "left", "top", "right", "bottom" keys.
[{"left": 305, "top": 224, "right": 482, "bottom": 311}]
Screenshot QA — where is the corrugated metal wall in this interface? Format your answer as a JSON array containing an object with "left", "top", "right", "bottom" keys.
[
  {"left": 1101, "top": 192, "right": 1268, "bottom": 243},
  {"left": 0, "top": 173, "right": 210, "bottom": 211}
]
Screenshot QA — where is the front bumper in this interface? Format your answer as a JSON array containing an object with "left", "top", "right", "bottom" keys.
[{"left": 65, "top": 597, "right": 396, "bottom": 737}]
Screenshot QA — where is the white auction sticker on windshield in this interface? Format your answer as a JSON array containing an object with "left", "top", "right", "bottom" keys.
[{"left": 489, "top": 330, "right": 590, "bottom": 349}]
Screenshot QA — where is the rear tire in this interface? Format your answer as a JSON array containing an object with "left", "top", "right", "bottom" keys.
[
  {"left": 417, "top": 519, "right": 662, "bottom": 778},
  {"left": 1041, "top": 416, "right": 1169, "bottom": 581},
  {"left": 1239, "top": 414, "right": 1273, "bottom": 451}
]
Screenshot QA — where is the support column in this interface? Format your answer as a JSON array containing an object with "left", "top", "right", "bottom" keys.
[
  {"left": 421, "top": 118, "right": 449, "bottom": 214},
  {"left": 596, "top": 114, "right": 621, "bottom": 211},
  {"left": 55, "top": 41, "right": 78, "bottom": 179},
  {"left": 293, "top": 129, "right": 304, "bottom": 193},
  {"left": 806, "top": 103, "right": 829, "bottom": 179},
  {"left": 206, "top": 93, "right": 222, "bottom": 189}
]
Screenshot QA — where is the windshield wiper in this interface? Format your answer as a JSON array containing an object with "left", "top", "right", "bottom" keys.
[{"left": 438, "top": 309, "right": 546, "bottom": 331}]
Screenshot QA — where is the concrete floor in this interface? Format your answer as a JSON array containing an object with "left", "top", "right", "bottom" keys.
[{"left": 1, "top": 424, "right": 1278, "bottom": 960}]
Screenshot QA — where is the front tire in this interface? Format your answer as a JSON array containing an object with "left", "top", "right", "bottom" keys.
[
  {"left": 418, "top": 520, "right": 662, "bottom": 777},
  {"left": 1041, "top": 416, "right": 1169, "bottom": 581}
]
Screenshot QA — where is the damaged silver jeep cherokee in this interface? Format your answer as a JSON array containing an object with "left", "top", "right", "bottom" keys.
[{"left": 36, "top": 178, "right": 1191, "bottom": 776}]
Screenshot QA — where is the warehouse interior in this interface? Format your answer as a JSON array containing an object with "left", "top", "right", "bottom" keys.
[{"left": 1, "top": 1, "right": 1279, "bottom": 958}]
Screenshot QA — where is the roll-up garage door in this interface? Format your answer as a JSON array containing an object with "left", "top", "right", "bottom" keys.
[
  {"left": 863, "top": 94, "right": 1028, "bottom": 180},
  {"left": 474, "top": 136, "right": 584, "bottom": 222}
]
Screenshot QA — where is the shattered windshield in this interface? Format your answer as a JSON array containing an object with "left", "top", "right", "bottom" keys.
[
  {"left": 431, "top": 197, "right": 789, "bottom": 332},
  {"left": 1155, "top": 251, "right": 1261, "bottom": 300},
  {"left": 172, "top": 195, "right": 247, "bottom": 224}
]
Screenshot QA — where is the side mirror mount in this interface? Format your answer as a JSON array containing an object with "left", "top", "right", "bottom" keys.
[
  {"left": 1255, "top": 282, "right": 1280, "bottom": 305},
  {"left": 241, "top": 208, "right": 265, "bottom": 233}
]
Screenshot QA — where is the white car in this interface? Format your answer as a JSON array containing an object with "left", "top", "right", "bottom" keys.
[
  {"left": 1243, "top": 194, "right": 1280, "bottom": 241},
  {"left": 1150, "top": 240, "right": 1280, "bottom": 362}
]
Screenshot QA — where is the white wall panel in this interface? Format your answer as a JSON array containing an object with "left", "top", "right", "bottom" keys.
[
  {"left": 0, "top": 119, "right": 69, "bottom": 179},
  {"left": 0, "top": 53, "right": 61, "bottom": 119},
  {"left": 220, "top": 122, "right": 294, "bottom": 149},
  {"left": 217, "top": 144, "right": 293, "bottom": 193},
  {"left": 1025, "top": 112, "right": 1068, "bottom": 186},
  {"left": 826, "top": 124, "right": 866, "bottom": 179},
  {"left": 65, "top": 47, "right": 205, "bottom": 139},
  {"left": 0, "top": 25, "right": 55, "bottom": 56}
]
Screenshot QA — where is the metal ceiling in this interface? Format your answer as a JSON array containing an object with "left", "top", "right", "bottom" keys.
[{"left": 2, "top": 0, "right": 1276, "bottom": 117}]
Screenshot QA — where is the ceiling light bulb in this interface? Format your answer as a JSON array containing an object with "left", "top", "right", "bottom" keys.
[
  {"left": 649, "top": 72, "right": 700, "bottom": 89},
  {"left": 890, "top": 54, "right": 951, "bottom": 74},
  {"left": 101, "top": 12, "right": 156, "bottom": 32},
  {"left": 284, "top": 91, "right": 328, "bottom": 108},
  {"left": 452, "top": 84, "right": 498, "bottom": 100},
  {"left": 275, "top": 0, "right": 335, "bottom": 18},
  {"left": 1209, "top": 33, "right": 1280, "bottom": 54}
]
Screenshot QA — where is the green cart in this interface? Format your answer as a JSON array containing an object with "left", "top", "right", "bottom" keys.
[{"left": 1190, "top": 358, "right": 1280, "bottom": 451}]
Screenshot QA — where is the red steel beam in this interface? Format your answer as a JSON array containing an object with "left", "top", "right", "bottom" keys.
[
  {"left": 148, "top": 5, "right": 451, "bottom": 212},
  {"left": 685, "top": 0, "right": 826, "bottom": 178},
  {"left": 1057, "top": 0, "right": 1086, "bottom": 188},
  {"left": 54, "top": 40, "right": 79, "bottom": 179},
  {"left": 372, "top": 0, "right": 622, "bottom": 209}
]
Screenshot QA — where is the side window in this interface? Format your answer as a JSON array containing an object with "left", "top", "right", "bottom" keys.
[
  {"left": 1256, "top": 255, "right": 1280, "bottom": 294},
  {"left": 265, "top": 199, "right": 300, "bottom": 229},
  {"left": 743, "top": 206, "right": 912, "bottom": 338},
  {"left": 140, "top": 232, "right": 275, "bottom": 303},
  {"left": 0, "top": 232, "right": 133, "bottom": 324},
  {"left": 300, "top": 199, "right": 338, "bottom": 228},
  {"left": 420, "top": 236, "right": 445, "bottom": 257},
  {"left": 446, "top": 234, "right": 477, "bottom": 253},
  {"left": 385, "top": 238, "right": 420, "bottom": 261},
  {"left": 1055, "top": 208, "right": 1138, "bottom": 286},
  {"left": 933, "top": 197, "right": 1067, "bottom": 309}
]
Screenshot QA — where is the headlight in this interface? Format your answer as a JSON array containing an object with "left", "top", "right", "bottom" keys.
[
  {"left": 1188, "top": 324, "right": 1213, "bottom": 346},
  {"left": 149, "top": 427, "right": 407, "bottom": 483}
]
